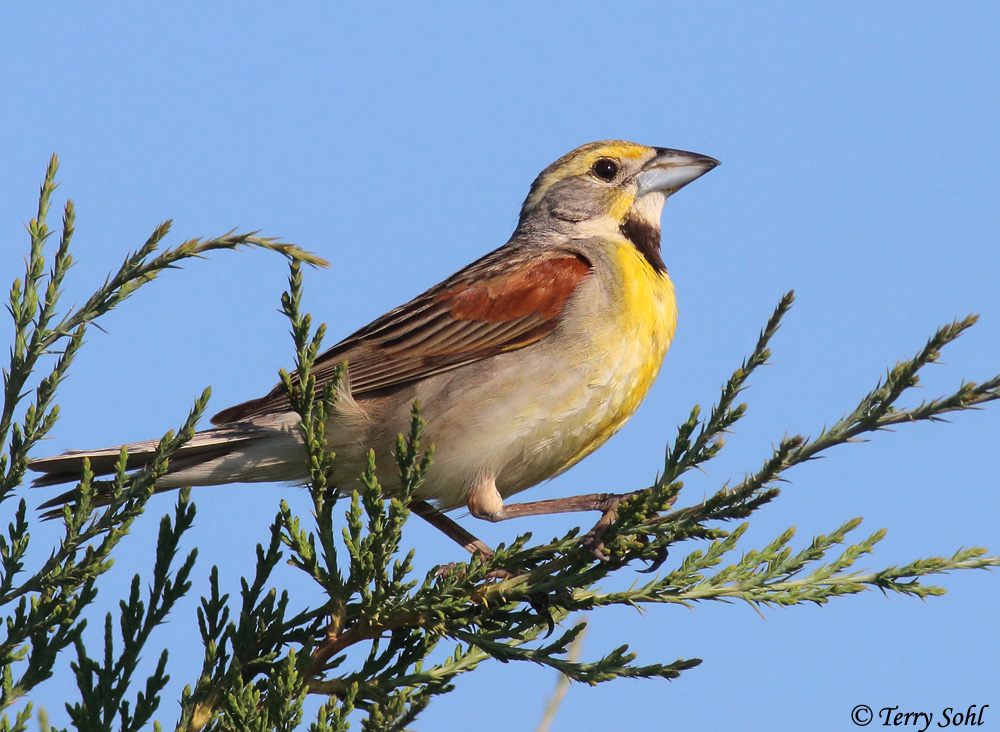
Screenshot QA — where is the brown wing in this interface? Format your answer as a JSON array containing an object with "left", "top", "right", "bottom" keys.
[{"left": 211, "top": 247, "right": 592, "bottom": 424}]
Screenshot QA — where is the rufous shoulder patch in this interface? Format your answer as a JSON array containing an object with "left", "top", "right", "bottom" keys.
[{"left": 439, "top": 254, "right": 591, "bottom": 323}]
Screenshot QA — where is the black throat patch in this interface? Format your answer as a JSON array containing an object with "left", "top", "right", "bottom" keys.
[{"left": 620, "top": 214, "right": 666, "bottom": 274}]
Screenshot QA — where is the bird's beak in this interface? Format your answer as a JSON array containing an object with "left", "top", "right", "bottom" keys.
[{"left": 635, "top": 148, "right": 720, "bottom": 197}]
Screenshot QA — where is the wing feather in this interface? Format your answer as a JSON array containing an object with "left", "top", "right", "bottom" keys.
[{"left": 210, "top": 248, "right": 592, "bottom": 424}]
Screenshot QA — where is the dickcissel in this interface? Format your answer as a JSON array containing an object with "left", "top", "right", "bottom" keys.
[{"left": 32, "top": 141, "right": 718, "bottom": 556}]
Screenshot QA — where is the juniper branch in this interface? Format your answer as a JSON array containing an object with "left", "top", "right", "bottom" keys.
[
  {"left": 3, "top": 159, "right": 998, "bottom": 731},
  {"left": 1, "top": 158, "right": 324, "bottom": 726}
]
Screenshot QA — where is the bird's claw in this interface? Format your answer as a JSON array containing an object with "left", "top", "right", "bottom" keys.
[
  {"left": 434, "top": 562, "right": 461, "bottom": 578},
  {"left": 637, "top": 545, "right": 669, "bottom": 574},
  {"left": 528, "top": 592, "right": 556, "bottom": 637},
  {"left": 581, "top": 492, "right": 638, "bottom": 561},
  {"left": 583, "top": 491, "right": 677, "bottom": 569}
]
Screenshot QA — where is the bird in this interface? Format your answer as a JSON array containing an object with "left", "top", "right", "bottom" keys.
[{"left": 30, "top": 140, "right": 719, "bottom": 557}]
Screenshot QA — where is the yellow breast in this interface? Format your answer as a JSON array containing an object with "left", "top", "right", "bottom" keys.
[{"left": 559, "top": 241, "right": 677, "bottom": 469}]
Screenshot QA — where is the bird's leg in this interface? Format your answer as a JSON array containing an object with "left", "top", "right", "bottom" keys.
[
  {"left": 469, "top": 492, "right": 630, "bottom": 521},
  {"left": 410, "top": 500, "right": 518, "bottom": 580},
  {"left": 411, "top": 499, "right": 495, "bottom": 558},
  {"left": 468, "top": 487, "right": 676, "bottom": 560},
  {"left": 474, "top": 493, "right": 635, "bottom": 560}
]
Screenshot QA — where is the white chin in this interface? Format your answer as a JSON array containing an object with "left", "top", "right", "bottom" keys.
[{"left": 631, "top": 191, "right": 666, "bottom": 224}]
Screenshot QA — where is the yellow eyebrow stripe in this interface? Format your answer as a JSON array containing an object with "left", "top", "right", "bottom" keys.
[{"left": 524, "top": 141, "right": 653, "bottom": 210}]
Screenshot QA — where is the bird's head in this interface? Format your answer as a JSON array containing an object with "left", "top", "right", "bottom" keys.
[{"left": 517, "top": 141, "right": 719, "bottom": 270}]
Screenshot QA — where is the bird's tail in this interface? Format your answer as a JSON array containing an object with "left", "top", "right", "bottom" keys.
[{"left": 29, "top": 423, "right": 305, "bottom": 518}]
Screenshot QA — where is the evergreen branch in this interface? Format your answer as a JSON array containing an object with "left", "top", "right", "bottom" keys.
[
  {"left": 65, "top": 489, "right": 197, "bottom": 732},
  {"left": 1, "top": 390, "right": 210, "bottom": 711},
  {"left": 47, "top": 227, "right": 326, "bottom": 354},
  {"left": 659, "top": 290, "right": 794, "bottom": 486},
  {"left": 3, "top": 157, "right": 321, "bottom": 511},
  {"left": 0, "top": 702, "right": 33, "bottom": 732},
  {"left": 2, "top": 160, "right": 997, "bottom": 730},
  {"left": 0, "top": 159, "right": 317, "bottom": 723},
  {"left": 766, "top": 316, "right": 1000, "bottom": 477},
  {"left": 581, "top": 522, "right": 997, "bottom": 610},
  {"left": 180, "top": 260, "right": 342, "bottom": 731},
  {"left": 278, "top": 259, "right": 343, "bottom": 597},
  {"left": 579, "top": 306, "right": 1000, "bottom": 576}
]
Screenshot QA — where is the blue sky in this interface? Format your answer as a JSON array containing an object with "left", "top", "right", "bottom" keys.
[{"left": 2, "top": 4, "right": 998, "bottom": 730}]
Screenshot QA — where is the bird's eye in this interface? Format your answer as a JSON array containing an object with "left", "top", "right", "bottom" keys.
[{"left": 592, "top": 158, "right": 619, "bottom": 182}]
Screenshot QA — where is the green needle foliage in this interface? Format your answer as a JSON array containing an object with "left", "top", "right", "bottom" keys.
[{"left": 2, "top": 159, "right": 998, "bottom": 731}]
